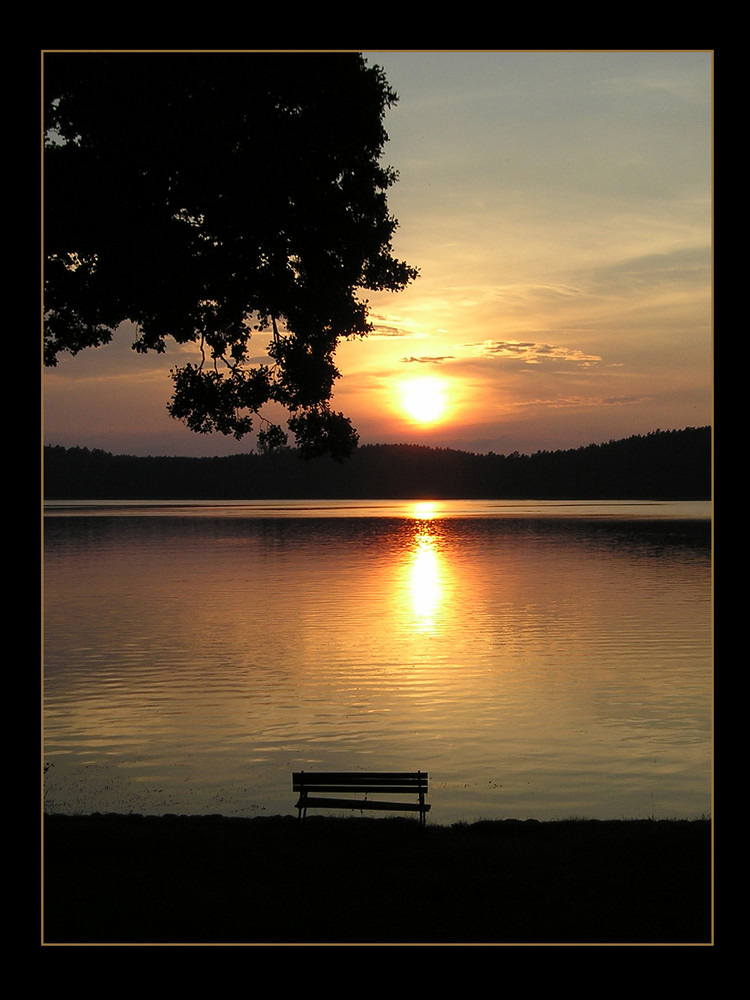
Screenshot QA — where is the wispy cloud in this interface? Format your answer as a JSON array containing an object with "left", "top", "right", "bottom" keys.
[
  {"left": 368, "top": 314, "right": 428, "bottom": 340},
  {"left": 470, "top": 340, "right": 602, "bottom": 367},
  {"left": 514, "top": 393, "right": 652, "bottom": 410},
  {"left": 590, "top": 246, "right": 711, "bottom": 293},
  {"left": 400, "top": 355, "right": 455, "bottom": 364},
  {"left": 369, "top": 323, "right": 410, "bottom": 338}
]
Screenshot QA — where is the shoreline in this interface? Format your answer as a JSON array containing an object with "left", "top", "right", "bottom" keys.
[{"left": 43, "top": 812, "right": 712, "bottom": 946}]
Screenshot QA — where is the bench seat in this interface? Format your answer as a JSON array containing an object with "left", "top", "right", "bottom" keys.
[{"left": 293, "top": 771, "right": 430, "bottom": 827}]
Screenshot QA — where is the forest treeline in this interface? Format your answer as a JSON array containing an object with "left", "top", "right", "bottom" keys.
[{"left": 43, "top": 427, "right": 711, "bottom": 501}]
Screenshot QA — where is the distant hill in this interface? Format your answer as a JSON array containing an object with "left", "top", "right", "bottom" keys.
[{"left": 43, "top": 427, "right": 711, "bottom": 501}]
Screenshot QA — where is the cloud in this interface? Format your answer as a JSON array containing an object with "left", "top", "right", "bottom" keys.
[
  {"left": 514, "top": 393, "right": 652, "bottom": 410},
  {"left": 400, "top": 355, "right": 455, "bottom": 364},
  {"left": 370, "top": 323, "right": 410, "bottom": 338},
  {"left": 470, "top": 339, "right": 602, "bottom": 367},
  {"left": 590, "top": 246, "right": 711, "bottom": 293},
  {"left": 367, "top": 314, "right": 430, "bottom": 340}
]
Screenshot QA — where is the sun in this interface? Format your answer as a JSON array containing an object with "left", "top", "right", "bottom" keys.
[{"left": 398, "top": 376, "right": 450, "bottom": 425}]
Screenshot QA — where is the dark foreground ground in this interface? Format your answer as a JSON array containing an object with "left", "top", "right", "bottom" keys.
[{"left": 43, "top": 813, "right": 712, "bottom": 946}]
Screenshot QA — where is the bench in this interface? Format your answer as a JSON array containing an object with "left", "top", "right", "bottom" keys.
[{"left": 292, "top": 771, "right": 430, "bottom": 827}]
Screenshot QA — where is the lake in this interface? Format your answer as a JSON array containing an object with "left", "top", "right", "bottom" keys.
[{"left": 43, "top": 499, "right": 712, "bottom": 825}]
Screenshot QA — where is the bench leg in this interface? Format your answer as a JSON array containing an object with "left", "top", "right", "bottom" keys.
[{"left": 297, "top": 794, "right": 307, "bottom": 823}]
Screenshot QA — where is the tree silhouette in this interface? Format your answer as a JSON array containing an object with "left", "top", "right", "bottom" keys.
[{"left": 43, "top": 51, "right": 418, "bottom": 458}]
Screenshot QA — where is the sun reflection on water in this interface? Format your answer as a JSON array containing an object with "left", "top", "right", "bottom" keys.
[
  {"left": 411, "top": 501, "right": 438, "bottom": 520},
  {"left": 405, "top": 503, "right": 446, "bottom": 633}
]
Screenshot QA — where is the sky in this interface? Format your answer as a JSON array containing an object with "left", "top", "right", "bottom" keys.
[{"left": 42, "top": 49, "right": 713, "bottom": 458}]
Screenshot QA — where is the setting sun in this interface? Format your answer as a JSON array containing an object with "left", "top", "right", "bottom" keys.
[{"left": 398, "top": 376, "right": 450, "bottom": 425}]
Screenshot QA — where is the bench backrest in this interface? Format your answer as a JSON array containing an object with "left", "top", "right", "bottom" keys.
[{"left": 293, "top": 771, "right": 428, "bottom": 795}]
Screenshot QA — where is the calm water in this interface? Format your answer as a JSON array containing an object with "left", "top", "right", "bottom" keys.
[{"left": 43, "top": 500, "right": 712, "bottom": 824}]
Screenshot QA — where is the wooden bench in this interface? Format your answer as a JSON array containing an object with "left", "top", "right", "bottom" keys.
[{"left": 292, "top": 771, "right": 430, "bottom": 827}]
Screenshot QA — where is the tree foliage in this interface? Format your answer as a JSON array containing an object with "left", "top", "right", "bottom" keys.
[
  {"left": 43, "top": 51, "right": 418, "bottom": 458},
  {"left": 44, "top": 428, "right": 713, "bottom": 502}
]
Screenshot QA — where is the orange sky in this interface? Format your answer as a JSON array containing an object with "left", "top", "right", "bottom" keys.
[{"left": 43, "top": 50, "right": 713, "bottom": 458}]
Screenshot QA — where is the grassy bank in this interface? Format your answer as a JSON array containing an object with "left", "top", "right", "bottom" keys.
[{"left": 42, "top": 812, "right": 712, "bottom": 945}]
